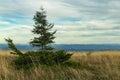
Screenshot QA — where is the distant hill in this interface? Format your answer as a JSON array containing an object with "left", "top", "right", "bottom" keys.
[{"left": 0, "top": 44, "right": 120, "bottom": 52}]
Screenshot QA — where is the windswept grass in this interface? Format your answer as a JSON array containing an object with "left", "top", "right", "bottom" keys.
[{"left": 0, "top": 50, "right": 120, "bottom": 80}]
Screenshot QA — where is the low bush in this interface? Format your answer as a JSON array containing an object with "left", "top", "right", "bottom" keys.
[
  {"left": 12, "top": 50, "right": 72, "bottom": 69},
  {"left": 12, "top": 54, "right": 33, "bottom": 69},
  {"left": 5, "top": 38, "right": 73, "bottom": 70}
]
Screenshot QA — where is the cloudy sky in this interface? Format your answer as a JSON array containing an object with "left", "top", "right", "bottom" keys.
[{"left": 0, "top": 0, "right": 120, "bottom": 44}]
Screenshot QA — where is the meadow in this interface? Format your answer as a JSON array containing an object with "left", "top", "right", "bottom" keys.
[{"left": 0, "top": 50, "right": 120, "bottom": 80}]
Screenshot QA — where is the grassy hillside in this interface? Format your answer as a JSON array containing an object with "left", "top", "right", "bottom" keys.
[{"left": 0, "top": 50, "right": 120, "bottom": 80}]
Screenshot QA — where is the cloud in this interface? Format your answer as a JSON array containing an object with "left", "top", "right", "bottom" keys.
[
  {"left": 0, "top": 25, "right": 33, "bottom": 44},
  {"left": 0, "top": 0, "right": 120, "bottom": 44},
  {"left": 0, "top": 21, "right": 10, "bottom": 25}
]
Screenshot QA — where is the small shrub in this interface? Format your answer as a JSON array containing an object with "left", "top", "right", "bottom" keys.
[
  {"left": 12, "top": 54, "right": 33, "bottom": 69},
  {"left": 12, "top": 50, "right": 72, "bottom": 69}
]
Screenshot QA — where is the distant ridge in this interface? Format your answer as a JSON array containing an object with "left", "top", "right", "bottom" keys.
[{"left": 0, "top": 44, "right": 120, "bottom": 52}]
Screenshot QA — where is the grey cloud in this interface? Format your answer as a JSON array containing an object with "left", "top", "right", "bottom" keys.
[{"left": 0, "top": 0, "right": 120, "bottom": 44}]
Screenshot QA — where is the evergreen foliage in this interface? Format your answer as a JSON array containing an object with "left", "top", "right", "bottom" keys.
[
  {"left": 5, "top": 38, "right": 23, "bottom": 56},
  {"left": 30, "top": 7, "right": 56, "bottom": 51}
]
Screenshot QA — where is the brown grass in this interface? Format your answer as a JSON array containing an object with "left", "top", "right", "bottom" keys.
[{"left": 0, "top": 50, "right": 120, "bottom": 80}]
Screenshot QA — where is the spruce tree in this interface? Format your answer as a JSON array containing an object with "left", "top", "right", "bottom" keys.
[
  {"left": 5, "top": 8, "right": 72, "bottom": 68},
  {"left": 30, "top": 8, "right": 56, "bottom": 51}
]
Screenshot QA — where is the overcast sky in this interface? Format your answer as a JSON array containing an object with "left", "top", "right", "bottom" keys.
[{"left": 0, "top": 0, "right": 120, "bottom": 44}]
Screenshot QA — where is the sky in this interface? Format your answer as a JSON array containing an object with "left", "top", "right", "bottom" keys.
[{"left": 0, "top": 0, "right": 120, "bottom": 44}]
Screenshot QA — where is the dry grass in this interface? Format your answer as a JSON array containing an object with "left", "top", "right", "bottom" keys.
[{"left": 0, "top": 50, "right": 120, "bottom": 80}]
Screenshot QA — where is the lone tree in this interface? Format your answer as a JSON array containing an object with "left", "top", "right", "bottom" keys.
[
  {"left": 5, "top": 8, "right": 72, "bottom": 69},
  {"left": 30, "top": 8, "right": 56, "bottom": 51}
]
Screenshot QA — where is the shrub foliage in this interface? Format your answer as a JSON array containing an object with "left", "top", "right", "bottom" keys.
[{"left": 5, "top": 39, "right": 72, "bottom": 69}]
